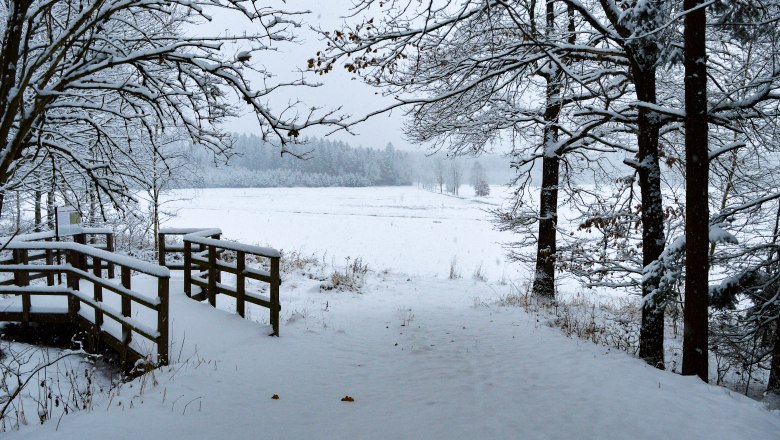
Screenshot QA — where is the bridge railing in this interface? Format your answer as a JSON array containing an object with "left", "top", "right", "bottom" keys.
[
  {"left": 0, "top": 235, "right": 170, "bottom": 366},
  {"left": 159, "top": 228, "right": 281, "bottom": 336},
  {"left": 0, "top": 227, "right": 116, "bottom": 284}
]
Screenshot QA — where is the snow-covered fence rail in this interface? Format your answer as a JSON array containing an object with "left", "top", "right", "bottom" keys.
[
  {"left": 0, "top": 228, "right": 116, "bottom": 284},
  {"left": 0, "top": 234, "right": 170, "bottom": 367},
  {"left": 158, "top": 228, "right": 282, "bottom": 336}
]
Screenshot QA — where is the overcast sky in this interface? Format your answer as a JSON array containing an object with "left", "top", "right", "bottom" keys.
[{"left": 204, "top": 1, "right": 414, "bottom": 150}]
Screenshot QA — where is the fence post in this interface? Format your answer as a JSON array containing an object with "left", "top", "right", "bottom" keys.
[
  {"left": 236, "top": 251, "right": 245, "bottom": 318},
  {"left": 120, "top": 266, "right": 132, "bottom": 366},
  {"left": 270, "top": 256, "right": 280, "bottom": 336},
  {"left": 66, "top": 249, "right": 81, "bottom": 323},
  {"left": 106, "top": 233, "right": 115, "bottom": 278},
  {"left": 45, "top": 248, "right": 54, "bottom": 286},
  {"left": 92, "top": 256, "right": 103, "bottom": 352},
  {"left": 211, "top": 233, "right": 222, "bottom": 284},
  {"left": 13, "top": 250, "right": 31, "bottom": 326},
  {"left": 44, "top": 236, "right": 55, "bottom": 286},
  {"left": 74, "top": 233, "right": 87, "bottom": 271},
  {"left": 157, "top": 276, "right": 169, "bottom": 366},
  {"left": 158, "top": 233, "right": 166, "bottom": 267},
  {"left": 184, "top": 240, "right": 192, "bottom": 298},
  {"left": 208, "top": 244, "right": 217, "bottom": 307}
]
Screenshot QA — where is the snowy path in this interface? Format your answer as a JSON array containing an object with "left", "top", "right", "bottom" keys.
[{"left": 8, "top": 271, "right": 780, "bottom": 439}]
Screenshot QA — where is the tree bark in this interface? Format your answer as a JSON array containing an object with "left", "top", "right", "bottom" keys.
[
  {"left": 34, "top": 190, "right": 42, "bottom": 231},
  {"left": 768, "top": 321, "right": 780, "bottom": 395},
  {"left": 532, "top": 100, "right": 561, "bottom": 299},
  {"left": 682, "top": 0, "right": 710, "bottom": 382},
  {"left": 531, "top": 0, "right": 563, "bottom": 300},
  {"left": 634, "top": 68, "right": 667, "bottom": 369}
]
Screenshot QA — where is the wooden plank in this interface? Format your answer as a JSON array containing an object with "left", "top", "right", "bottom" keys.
[
  {"left": 70, "top": 267, "right": 160, "bottom": 310},
  {"left": 0, "top": 285, "right": 71, "bottom": 295},
  {"left": 71, "top": 292, "right": 159, "bottom": 342},
  {"left": 0, "top": 311, "right": 70, "bottom": 324}
]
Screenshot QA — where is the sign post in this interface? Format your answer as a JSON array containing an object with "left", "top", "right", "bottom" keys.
[{"left": 55, "top": 206, "right": 82, "bottom": 239}]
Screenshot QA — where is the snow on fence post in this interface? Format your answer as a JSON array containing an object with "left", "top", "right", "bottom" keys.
[
  {"left": 157, "top": 276, "right": 169, "bottom": 366},
  {"left": 120, "top": 266, "right": 132, "bottom": 366},
  {"left": 270, "top": 256, "right": 280, "bottom": 336}
]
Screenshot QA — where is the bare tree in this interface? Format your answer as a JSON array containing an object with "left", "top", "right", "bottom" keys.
[
  {"left": 0, "top": 0, "right": 344, "bottom": 208},
  {"left": 434, "top": 158, "right": 446, "bottom": 193},
  {"left": 449, "top": 160, "right": 463, "bottom": 196}
]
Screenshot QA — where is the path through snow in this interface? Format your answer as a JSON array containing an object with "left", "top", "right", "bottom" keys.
[{"left": 8, "top": 270, "right": 780, "bottom": 439}]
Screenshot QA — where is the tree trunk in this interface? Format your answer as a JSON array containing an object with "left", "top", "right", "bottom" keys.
[
  {"left": 767, "top": 321, "right": 780, "bottom": 395},
  {"left": 635, "top": 68, "right": 667, "bottom": 369},
  {"left": 682, "top": 0, "right": 709, "bottom": 382},
  {"left": 531, "top": 0, "right": 563, "bottom": 300},
  {"left": 47, "top": 156, "right": 55, "bottom": 229},
  {"left": 532, "top": 99, "right": 561, "bottom": 299},
  {"left": 34, "top": 190, "right": 42, "bottom": 231}
]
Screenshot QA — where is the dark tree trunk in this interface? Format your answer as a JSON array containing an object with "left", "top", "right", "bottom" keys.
[
  {"left": 532, "top": 115, "right": 560, "bottom": 299},
  {"left": 768, "top": 321, "right": 780, "bottom": 395},
  {"left": 0, "top": 1, "right": 32, "bottom": 185},
  {"left": 47, "top": 156, "right": 55, "bottom": 229},
  {"left": 634, "top": 69, "right": 667, "bottom": 369},
  {"left": 682, "top": 0, "right": 709, "bottom": 382},
  {"left": 34, "top": 190, "right": 42, "bottom": 231},
  {"left": 531, "top": 0, "right": 563, "bottom": 300}
]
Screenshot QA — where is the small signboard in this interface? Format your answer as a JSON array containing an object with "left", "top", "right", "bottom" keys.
[{"left": 55, "top": 206, "right": 82, "bottom": 238}]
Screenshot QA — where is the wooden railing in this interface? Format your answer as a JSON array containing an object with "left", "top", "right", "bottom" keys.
[
  {"left": 159, "top": 228, "right": 282, "bottom": 336},
  {"left": 0, "top": 233, "right": 170, "bottom": 367},
  {"left": 0, "top": 227, "right": 116, "bottom": 285}
]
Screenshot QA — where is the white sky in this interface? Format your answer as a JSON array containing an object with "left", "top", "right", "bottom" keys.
[{"left": 204, "top": 1, "right": 411, "bottom": 150}]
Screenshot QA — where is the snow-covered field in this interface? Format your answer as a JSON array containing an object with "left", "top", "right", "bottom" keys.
[
  {"left": 162, "top": 186, "right": 515, "bottom": 281},
  {"left": 5, "top": 186, "right": 780, "bottom": 438}
]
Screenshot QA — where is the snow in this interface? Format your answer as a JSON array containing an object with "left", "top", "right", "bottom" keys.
[
  {"left": 3, "top": 186, "right": 780, "bottom": 438},
  {"left": 6, "top": 270, "right": 780, "bottom": 439},
  {"left": 161, "top": 186, "right": 514, "bottom": 281}
]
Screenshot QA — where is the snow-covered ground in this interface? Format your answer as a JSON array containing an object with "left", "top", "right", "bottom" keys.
[
  {"left": 4, "top": 186, "right": 780, "bottom": 438},
  {"left": 161, "top": 186, "right": 515, "bottom": 282},
  {"left": 7, "top": 270, "right": 780, "bottom": 439}
]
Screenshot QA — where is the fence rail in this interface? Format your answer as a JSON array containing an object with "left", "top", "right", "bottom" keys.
[
  {"left": 0, "top": 231, "right": 170, "bottom": 366},
  {"left": 159, "top": 228, "right": 281, "bottom": 335}
]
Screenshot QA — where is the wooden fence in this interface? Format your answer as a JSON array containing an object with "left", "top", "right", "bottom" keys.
[
  {"left": 0, "top": 230, "right": 170, "bottom": 366},
  {"left": 158, "top": 228, "right": 281, "bottom": 336}
]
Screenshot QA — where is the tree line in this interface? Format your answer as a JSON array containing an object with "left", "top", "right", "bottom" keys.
[{"left": 190, "top": 135, "right": 413, "bottom": 188}]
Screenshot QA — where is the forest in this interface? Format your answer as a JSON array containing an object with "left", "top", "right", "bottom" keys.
[{"left": 190, "top": 135, "right": 414, "bottom": 188}]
